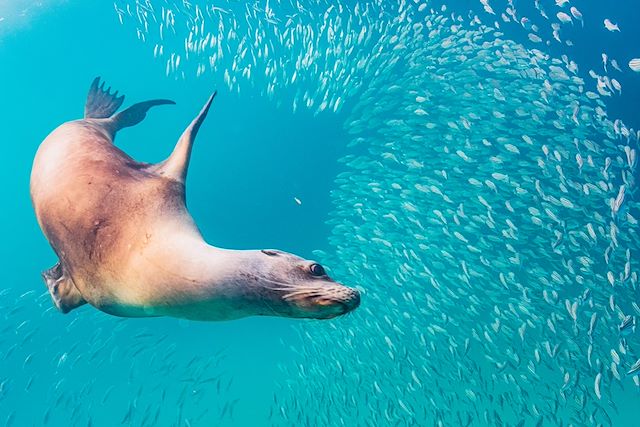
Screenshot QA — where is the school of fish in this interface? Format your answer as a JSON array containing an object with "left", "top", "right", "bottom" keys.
[
  {"left": 118, "top": 0, "right": 639, "bottom": 425},
  {"left": 3, "top": 0, "right": 638, "bottom": 425},
  {"left": 0, "top": 288, "right": 238, "bottom": 426}
]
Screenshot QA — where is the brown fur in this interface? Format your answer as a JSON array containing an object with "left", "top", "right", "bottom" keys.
[{"left": 31, "top": 119, "right": 194, "bottom": 315}]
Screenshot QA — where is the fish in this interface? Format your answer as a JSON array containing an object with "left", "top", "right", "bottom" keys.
[
  {"left": 557, "top": 12, "right": 572, "bottom": 24},
  {"left": 570, "top": 7, "right": 583, "bottom": 26},
  {"left": 628, "top": 359, "right": 640, "bottom": 376},
  {"left": 604, "top": 19, "right": 620, "bottom": 32},
  {"left": 594, "top": 373, "right": 602, "bottom": 399},
  {"left": 619, "top": 315, "right": 634, "bottom": 335}
]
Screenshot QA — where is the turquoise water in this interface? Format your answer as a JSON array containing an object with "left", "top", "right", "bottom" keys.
[{"left": 2, "top": 0, "right": 640, "bottom": 426}]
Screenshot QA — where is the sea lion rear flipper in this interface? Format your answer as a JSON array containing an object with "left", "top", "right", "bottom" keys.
[
  {"left": 153, "top": 91, "right": 217, "bottom": 183},
  {"left": 42, "top": 263, "right": 87, "bottom": 314},
  {"left": 84, "top": 77, "right": 125, "bottom": 119},
  {"left": 85, "top": 77, "right": 175, "bottom": 134},
  {"left": 110, "top": 99, "right": 176, "bottom": 133}
]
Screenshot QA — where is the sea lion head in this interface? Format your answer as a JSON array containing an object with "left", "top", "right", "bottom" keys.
[{"left": 238, "top": 249, "right": 361, "bottom": 320}]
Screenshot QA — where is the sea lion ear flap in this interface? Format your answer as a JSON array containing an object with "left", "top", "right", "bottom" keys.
[
  {"left": 261, "top": 249, "right": 281, "bottom": 256},
  {"left": 153, "top": 91, "right": 217, "bottom": 183}
]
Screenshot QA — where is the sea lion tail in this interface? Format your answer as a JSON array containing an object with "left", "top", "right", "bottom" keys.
[{"left": 85, "top": 76, "right": 175, "bottom": 134}]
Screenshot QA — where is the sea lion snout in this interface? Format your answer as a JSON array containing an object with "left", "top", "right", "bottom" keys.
[
  {"left": 306, "top": 285, "right": 361, "bottom": 319},
  {"left": 250, "top": 249, "right": 361, "bottom": 319},
  {"left": 282, "top": 282, "right": 361, "bottom": 319}
]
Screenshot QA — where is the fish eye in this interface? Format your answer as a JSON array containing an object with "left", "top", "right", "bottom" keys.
[{"left": 309, "top": 263, "right": 325, "bottom": 277}]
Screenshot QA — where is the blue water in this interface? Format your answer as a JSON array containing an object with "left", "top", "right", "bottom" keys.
[
  {"left": 1, "top": 2, "right": 339, "bottom": 425},
  {"left": 2, "top": 0, "right": 640, "bottom": 426}
]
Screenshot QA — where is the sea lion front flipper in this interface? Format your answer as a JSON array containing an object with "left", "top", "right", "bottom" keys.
[
  {"left": 153, "top": 91, "right": 217, "bottom": 183},
  {"left": 42, "top": 263, "right": 87, "bottom": 314}
]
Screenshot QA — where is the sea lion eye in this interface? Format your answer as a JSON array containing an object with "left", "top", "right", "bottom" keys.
[{"left": 309, "top": 263, "right": 325, "bottom": 277}]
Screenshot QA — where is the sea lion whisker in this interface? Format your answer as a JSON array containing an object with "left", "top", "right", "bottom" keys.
[
  {"left": 268, "top": 285, "right": 323, "bottom": 293},
  {"left": 253, "top": 276, "right": 292, "bottom": 288},
  {"left": 282, "top": 290, "right": 325, "bottom": 300},
  {"left": 256, "top": 276, "right": 321, "bottom": 293},
  {"left": 263, "top": 284, "right": 299, "bottom": 292}
]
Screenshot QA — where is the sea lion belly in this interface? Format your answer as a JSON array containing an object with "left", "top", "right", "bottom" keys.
[{"left": 31, "top": 120, "right": 187, "bottom": 312}]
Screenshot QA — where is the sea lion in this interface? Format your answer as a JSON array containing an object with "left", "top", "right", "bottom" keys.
[{"left": 30, "top": 78, "right": 360, "bottom": 321}]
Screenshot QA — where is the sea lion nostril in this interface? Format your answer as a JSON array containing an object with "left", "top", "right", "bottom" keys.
[{"left": 350, "top": 290, "right": 361, "bottom": 308}]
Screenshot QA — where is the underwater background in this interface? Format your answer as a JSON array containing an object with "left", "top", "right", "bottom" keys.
[{"left": 1, "top": 0, "right": 640, "bottom": 425}]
